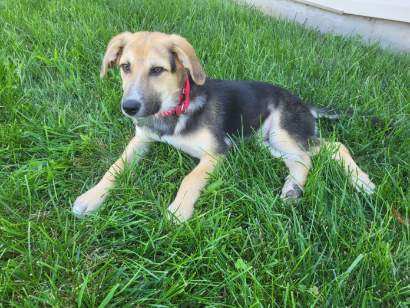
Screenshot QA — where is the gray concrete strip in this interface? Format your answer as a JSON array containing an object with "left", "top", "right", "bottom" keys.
[
  {"left": 236, "top": 0, "right": 410, "bottom": 53},
  {"left": 293, "top": 0, "right": 410, "bottom": 23}
]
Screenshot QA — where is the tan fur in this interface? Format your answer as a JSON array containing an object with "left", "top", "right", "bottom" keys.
[
  {"left": 100, "top": 32, "right": 205, "bottom": 115},
  {"left": 311, "top": 140, "right": 375, "bottom": 194},
  {"left": 262, "top": 110, "right": 374, "bottom": 197},
  {"left": 159, "top": 128, "right": 218, "bottom": 159},
  {"left": 100, "top": 31, "right": 134, "bottom": 77},
  {"left": 148, "top": 127, "right": 219, "bottom": 221},
  {"left": 168, "top": 34, "right": 205, "bottom": 85},
  {"left": 73, "top": 127, "right": 218, "bottom": 219},
  {"left": 261, "top": 110, "right": 312, "bottom": 198},
  {"left": 168, "top": 154, "right": 219, "bottom": 222},
  {"left": 72, "top": 136, "right": 150, "bottom": 216}
]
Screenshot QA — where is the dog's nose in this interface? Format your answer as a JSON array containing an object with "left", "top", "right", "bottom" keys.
[{"left": 122, "top": 99, "right": 141, "bottom": 116}]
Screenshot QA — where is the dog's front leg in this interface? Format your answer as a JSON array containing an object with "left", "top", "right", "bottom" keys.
[
  {"left": 168, "top": 154, "right": 220, "bottom": 222},
  {"left": 72, "top": 136, "right": 150, "bottom": 217}
]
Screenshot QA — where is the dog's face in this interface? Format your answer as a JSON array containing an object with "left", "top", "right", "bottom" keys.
[{"left": 100, "top": 32, "right": 206, "bottom": 118}]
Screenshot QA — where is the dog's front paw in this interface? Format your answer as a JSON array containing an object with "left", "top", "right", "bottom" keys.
[
  {"left": 280, "top": 178, "right": 303, "bottom": 200},
  {"left": 353, "top": 172, "right": 376, "bottom": 195},
  {"left": 167, "top": 201, "right": 194, "bottom": 223},
  {"left": 72, "top": 185, "right": 108, "bottom": 218}
]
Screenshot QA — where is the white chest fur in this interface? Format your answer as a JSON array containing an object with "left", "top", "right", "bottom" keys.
[{"left": 136, "top": 126, "right": 216, "bottom": 159}]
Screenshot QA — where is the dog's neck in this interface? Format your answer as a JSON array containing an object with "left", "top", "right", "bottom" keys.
[
  {"left": 184, "top": 77, "right": 207, "bottom": 113},
  {"left": 135, "top": 77, "right": 208, "bottom": 137}
]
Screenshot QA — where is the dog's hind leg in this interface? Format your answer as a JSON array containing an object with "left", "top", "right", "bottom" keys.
[
  {"left": 310, "top": 140, "right": 375, "bottom": 194},
  {"left": 271, "top": 136, "right": 312, "bottom": 199},
  {"left": 260, "top": 111, "right": 312, "bottom": 200}
]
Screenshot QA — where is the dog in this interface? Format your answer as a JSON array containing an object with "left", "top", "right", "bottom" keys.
[{"left": 72, "top": 31, "right": 375, "bottom": 222}]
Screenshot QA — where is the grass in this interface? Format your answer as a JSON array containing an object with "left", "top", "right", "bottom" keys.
[{"left": 0, "top": 0, "right": 409, "bottom": 306}]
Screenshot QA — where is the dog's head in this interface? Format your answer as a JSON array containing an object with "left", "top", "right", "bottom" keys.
[{"left": 100, "top": 31, "right": 206, "bottom": 118}]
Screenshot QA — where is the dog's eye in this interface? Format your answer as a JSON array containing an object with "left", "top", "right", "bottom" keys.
[
  {"left": 120, "top": 63, "right": 131, "bottom": 73},
  {"left": 150, "top": 66, "right": 165, "bottom": 76}
]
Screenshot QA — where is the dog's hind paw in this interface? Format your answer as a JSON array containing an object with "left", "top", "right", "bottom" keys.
[{"left": 280, "top": 178, "right": 303, "bottom": 200}]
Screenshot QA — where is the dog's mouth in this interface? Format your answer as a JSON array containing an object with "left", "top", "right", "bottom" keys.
[
  {"left": 144, "top": 102, "right": 167, "bottom": 118},
  {"left": 152, "top": 100, "right": 179, "bottom": 118}
]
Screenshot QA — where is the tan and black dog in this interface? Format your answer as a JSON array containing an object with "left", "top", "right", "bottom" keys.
[{"left": 72, "top": 31, "right": 375, "bottom": 222}]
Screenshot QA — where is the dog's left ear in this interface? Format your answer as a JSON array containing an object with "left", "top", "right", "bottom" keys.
[
  {"left": 100, "top": 32, "right": 133, "bottom": 78},
  {"left": 169, "top": 35, "right": 206, "bottom": 85}
]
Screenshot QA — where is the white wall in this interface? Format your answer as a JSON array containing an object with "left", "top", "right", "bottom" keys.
[{"left": 237, "top": 0, "right": 410, "bottom": 53}]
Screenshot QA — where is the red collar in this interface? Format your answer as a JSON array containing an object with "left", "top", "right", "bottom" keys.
[{"left": 158, "top": 76, "right": 191, "bottom": 117}]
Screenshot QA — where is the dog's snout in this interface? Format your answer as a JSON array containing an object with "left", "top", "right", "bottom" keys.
[{"left": 122, "top": 99, "right": 141, "bottom": 116}]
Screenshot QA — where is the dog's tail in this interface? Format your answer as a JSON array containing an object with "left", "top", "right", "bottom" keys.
[
  {"left": 308, "top": 104, "right": 344, "bottom": 120},
  {"left": 308, "top": 104, "right": 387, "bottom": 130}
]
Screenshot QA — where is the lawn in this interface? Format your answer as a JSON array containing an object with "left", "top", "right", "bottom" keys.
[{"left": 0, "top": 0, "right": 409, "bottom": 306}]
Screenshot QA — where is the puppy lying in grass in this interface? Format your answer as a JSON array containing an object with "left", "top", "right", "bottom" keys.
[{"left": 72, "top": 31, "right": 375, "bottom": 222}]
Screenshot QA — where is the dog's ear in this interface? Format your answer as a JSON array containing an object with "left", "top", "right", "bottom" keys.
[
  {"left": 169, "top": 34, "right": 206, "bottom": 85},
  {"left": 100, "top": 32, "right": 133, "bottom": 78}
]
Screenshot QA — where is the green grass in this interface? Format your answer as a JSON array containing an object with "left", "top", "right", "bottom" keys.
[{"left": 1, "top": 0, "right": 409, "bottom": 306}]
